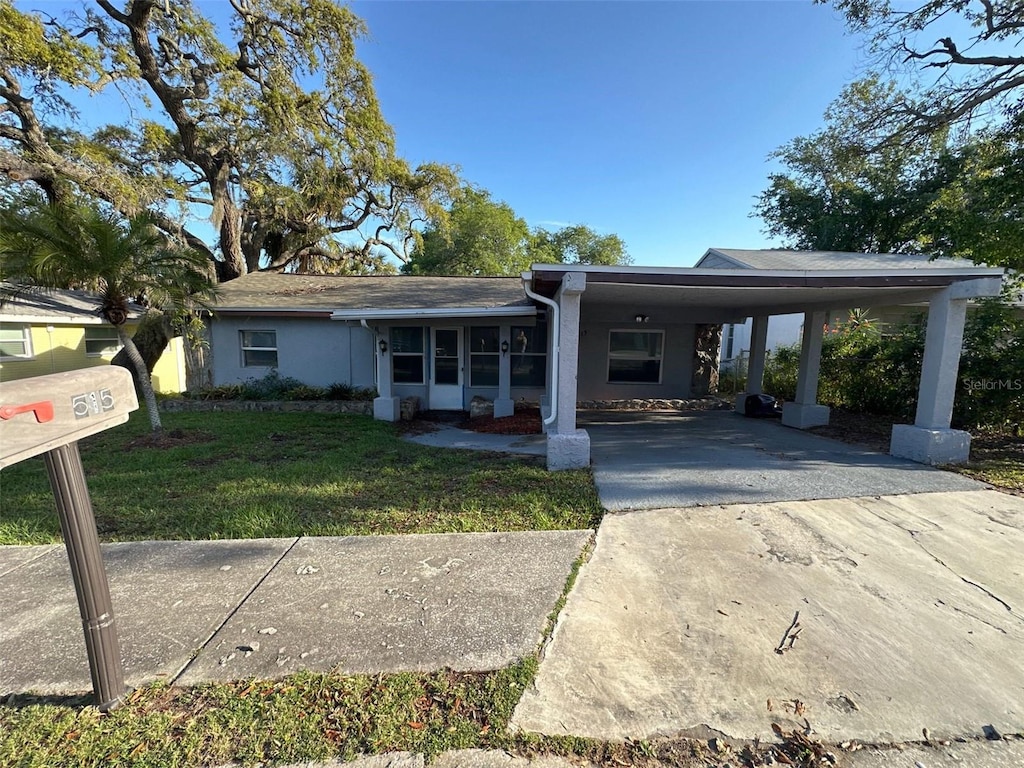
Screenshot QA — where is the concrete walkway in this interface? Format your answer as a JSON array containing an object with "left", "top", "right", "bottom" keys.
[
  {"left": 582, "top": 410, "right": 985, "bottom": 510},
  {"left": 404, "top": 424, "right": 546, "bottom": 456},
  {"left": 0, "top": 530, "right": 590, "bottom": 694}
]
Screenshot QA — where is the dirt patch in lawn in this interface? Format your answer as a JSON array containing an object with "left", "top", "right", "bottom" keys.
[{"left": 126, "top": 428, "right": 215, "bottom": 450}]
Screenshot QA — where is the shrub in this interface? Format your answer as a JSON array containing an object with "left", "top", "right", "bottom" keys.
[
  {"left": 238, "top": 370, "right": 305, "bottom": 400},
  {"left": 755, "top": 302, "right": 1022, "bottom": 433},
  {"left": 327, "top": 382, "right": 378, "bottom": 401},
  {"left": 284, "top": 384, "right": 329, "bottom": 401}
]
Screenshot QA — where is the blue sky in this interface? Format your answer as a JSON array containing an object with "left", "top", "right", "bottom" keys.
[{"left": 349, "top": 1, "right": 868, "bottom": 267}]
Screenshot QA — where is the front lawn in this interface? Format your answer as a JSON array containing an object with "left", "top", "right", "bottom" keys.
[{"left": 0, "top": 411, "right": 602, "bottom": 545}]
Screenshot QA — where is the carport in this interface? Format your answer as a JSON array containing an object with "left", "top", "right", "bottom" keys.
[{"left": 523, "top": 251, "right": 1004, "bottom": 470}]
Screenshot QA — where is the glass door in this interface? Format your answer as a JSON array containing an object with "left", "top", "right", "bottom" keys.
[{"left": 429, "top": 327, "right": 463, "bottom": 409}]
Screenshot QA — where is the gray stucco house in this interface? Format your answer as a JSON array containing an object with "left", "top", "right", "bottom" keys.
[{"left": 208, "top": 250, "right": 1004, "bottom": 470}]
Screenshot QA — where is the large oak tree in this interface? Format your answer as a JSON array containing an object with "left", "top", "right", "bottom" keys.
[{"left": 0, "top": 0, "right": 458, "bottom": 281}]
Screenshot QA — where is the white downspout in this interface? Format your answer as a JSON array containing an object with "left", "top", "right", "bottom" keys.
[
  {"left": 360, "top": 319, "right": 379, "bottom": 388},
  {"left": 521, "top": 272, "right": 559, "bottom": 428}
]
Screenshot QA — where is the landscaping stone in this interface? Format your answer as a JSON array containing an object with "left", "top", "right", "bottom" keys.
[
  {"left": 469, "top": 396, "right": 494, "bottom": 419},
  {"left": 576, "top": 397, "right": 731, "bottom": 412},
  {"left": 160, "top": 396, "right": 421, "bottom": 420}
]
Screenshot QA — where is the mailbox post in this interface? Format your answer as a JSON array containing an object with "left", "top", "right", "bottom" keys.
[{"left": 0, "top": 368, "right": 139, "bottom": 711}]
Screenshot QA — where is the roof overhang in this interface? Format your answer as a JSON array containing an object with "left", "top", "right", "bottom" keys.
[
  {"left": 527, "top": 264, "right": 1004, "bottom": 317},
  {"left": 330, "top": 306, "right": 536, "bottom": 322}
]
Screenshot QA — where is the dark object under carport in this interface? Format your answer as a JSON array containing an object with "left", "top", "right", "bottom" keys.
[{"left": 743, "top": 393, "right": 783, "bottom": 418}]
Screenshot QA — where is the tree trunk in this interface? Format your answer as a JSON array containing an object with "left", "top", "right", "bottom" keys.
[
  {"left": 116, "top": 325, "right": 162, "bottom": 433},
  {"left": 691, "top": 324, "right": 723, "bottom": 396},
  {"left": 111, "top": 312, "right": 170, "bottom": 389}
]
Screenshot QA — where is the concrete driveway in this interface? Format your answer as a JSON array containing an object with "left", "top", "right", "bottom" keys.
[
  {"left": 582, "top": 410, "right": 985, "bottom": 511},
  {"left": 514, "top": 413, "right": 1023, "bottom": 746},
  {"left": 512, "top": 489, "right": 1024, "bottom": 744}
]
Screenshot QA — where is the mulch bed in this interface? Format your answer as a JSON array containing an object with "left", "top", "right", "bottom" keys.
[
  {"left": 808, "top": 409, "right": 893, "bottom": 453},
  {"left": 460, "top": 407, "right": 543, "bottom": 435}
]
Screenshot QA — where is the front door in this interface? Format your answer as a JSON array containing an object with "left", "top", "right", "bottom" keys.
[{"left": 429, "top": 327, "right": 463, "bottom": 410}]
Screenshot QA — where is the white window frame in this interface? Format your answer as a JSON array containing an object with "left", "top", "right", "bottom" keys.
[
  {"left": 391, "top": 326, "right": 425, "bottom": 385},
  {"left": 469, "top": 326, "right": 500, "bottom": 388},
  {"left": 607, "top": 329, "right": 664, "bottom": 385},
  {"left": 240, "top": 330, "right": 278, "bottom": 367},
  {"left": 510, "top": 321, "right": 548, "bottom": 389},
  {"left": 0, "top": 323, "right": 33, "bottom": 360},
  {"left": 84, "top": 326, "right": 122, "bottom": 357}
]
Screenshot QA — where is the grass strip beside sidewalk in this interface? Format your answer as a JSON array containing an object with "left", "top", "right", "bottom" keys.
[{"left": 0, "top": 411, "right": 602, "bottom": 545}]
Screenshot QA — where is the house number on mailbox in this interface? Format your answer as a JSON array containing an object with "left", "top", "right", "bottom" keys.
[{"left": 72, "top": 389, "right": 115, "bottom": 419}]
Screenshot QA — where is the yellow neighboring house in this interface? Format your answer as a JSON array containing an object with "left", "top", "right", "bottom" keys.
[{"left": 0, "top": 287, "right": 187, "bottom": 393}]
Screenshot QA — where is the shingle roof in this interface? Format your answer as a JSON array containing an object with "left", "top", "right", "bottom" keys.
[
  {"left": 211, "top": 273, "right": 531, "bottom": 311},
  {"left": 701, "top": 248, "right": 982, "bottom": 271},
  {"left": 0, "top": 285, "right": 143, "bottom": 322}
]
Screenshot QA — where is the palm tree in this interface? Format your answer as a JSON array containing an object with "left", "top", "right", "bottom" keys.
[{"left": 0, "top": 200, "right": 215, "bottom": 433}]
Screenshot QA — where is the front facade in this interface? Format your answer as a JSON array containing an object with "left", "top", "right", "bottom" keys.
[
  {"left": 208, "top": 273, "right": 723, "bottom": 418},
  {"left": 0, "top": 288, "right": 187, "bottom": 393},
  {"left": 208, "top": 251, "right": 1004, "bottom": 469}
]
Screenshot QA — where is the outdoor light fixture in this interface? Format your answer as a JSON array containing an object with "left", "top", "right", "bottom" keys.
[
  {"left": 635, "top": 314, "right": 649, "bottom": 324},
  {"left": 378, "top": 338, "right": 388, "bottom": 354},
  {"left": 500, "top": 339, "right": 510, "bottom": 355}
]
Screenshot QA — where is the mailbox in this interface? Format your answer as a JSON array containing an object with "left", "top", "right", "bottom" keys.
[
  {"left": 0, "top": 367, "right": 140, "bottom": 711},
  {"left": 0, "top": 367, "right": 138, "bottom": 468}
]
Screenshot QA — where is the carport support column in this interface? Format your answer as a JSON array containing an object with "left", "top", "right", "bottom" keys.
[
  {"left": 782, "top": 311, "right": 830, "bottom": 429},
  {"left": 735, "top": 315, "right": 769, "bottom": 413},
  {"left": 890, "top": 287, "right": 971, "bottom": 464},
  {"left": 548, "top": 273, "right": 590, "bottom": 470},
  {"left": 494, "top": 325, "right": 514, "bottom": 418},
  {"left": 373, "top": 331, "right": 401, "bottom": 422}
]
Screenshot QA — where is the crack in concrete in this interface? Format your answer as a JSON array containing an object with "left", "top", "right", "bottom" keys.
[
  {"left": 170, "top": 537, "right": 301, "bottom": 684},
  {"left": 934, "top": 599, "right": 1009, "bottom": 635},
  {"left": 860, "top": 504, "right": 1022, "bottom": 626}
]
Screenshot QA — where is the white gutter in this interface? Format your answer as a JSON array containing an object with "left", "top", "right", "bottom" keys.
[
  {"left": 528, "top": 263, "right": 1005, "bottom": 279},
  {"left": 331, "top": 306, "right": 535, "bottom": 321},
  {"left": 521, "top": 271, "right": 558, "bottom": 428}
]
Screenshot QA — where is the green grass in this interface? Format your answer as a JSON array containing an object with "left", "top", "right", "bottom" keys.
[
  {"left": 0, "top": 411, "right": 602, "bottom": 545},
  {"left": 0, "top": 664, "right": 537, "bottom": 768},
  {"left": 952, "top": 429, "right": 1024, "bottom": 492}
]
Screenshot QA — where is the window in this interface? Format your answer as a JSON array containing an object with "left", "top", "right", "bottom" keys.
[
  {"left": 391, "top": 326, "right": 424, "bottom": 384},
  {"left": 608, "top": 330, "right": 663, "bottom": 384},
  {"left": 469, "top": 327, "right": 499, "bottom": 387},
  {"left": 511, "top": 320, "right": 547, "bottom": 388},
  {"left": 85, "top": 326, "right": 121, "bottom": 356},
  {"left": 0, "top": 324, "right": 32, "bottom": 360},
  {"left": 241, "top": 330, "right": 278, "bottom": 367}
]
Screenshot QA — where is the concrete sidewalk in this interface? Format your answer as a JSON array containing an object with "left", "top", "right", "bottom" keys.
[{"left": 0, "top": 530, "right": 590, "bottom": 695}]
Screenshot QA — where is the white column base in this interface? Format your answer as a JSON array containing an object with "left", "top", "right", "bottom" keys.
[
  {"left": 890, "top": 424, "right": 971, "bottom": 466},
  {"left": 547, "top": 429, "right": 591, "bottom": 471},
  {"left": 373, "top": 396, "right": 401, "bottom": 422},
  {"left": 734, "top": 393, "right": 750, "bottom": 414},
  {"left": 493, "top": 398, "right": 514, "bottom": 418},
  {"left": 781, "top": 402, "right": 830, "bottom": 429}
]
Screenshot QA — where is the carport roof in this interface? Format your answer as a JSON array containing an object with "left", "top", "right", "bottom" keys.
[
  {"left": 696, "top": 247, "right": 983, "bottom": 271},
  {"left": 527, "top": 254, "right": 1004, "bottom": 316}
]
